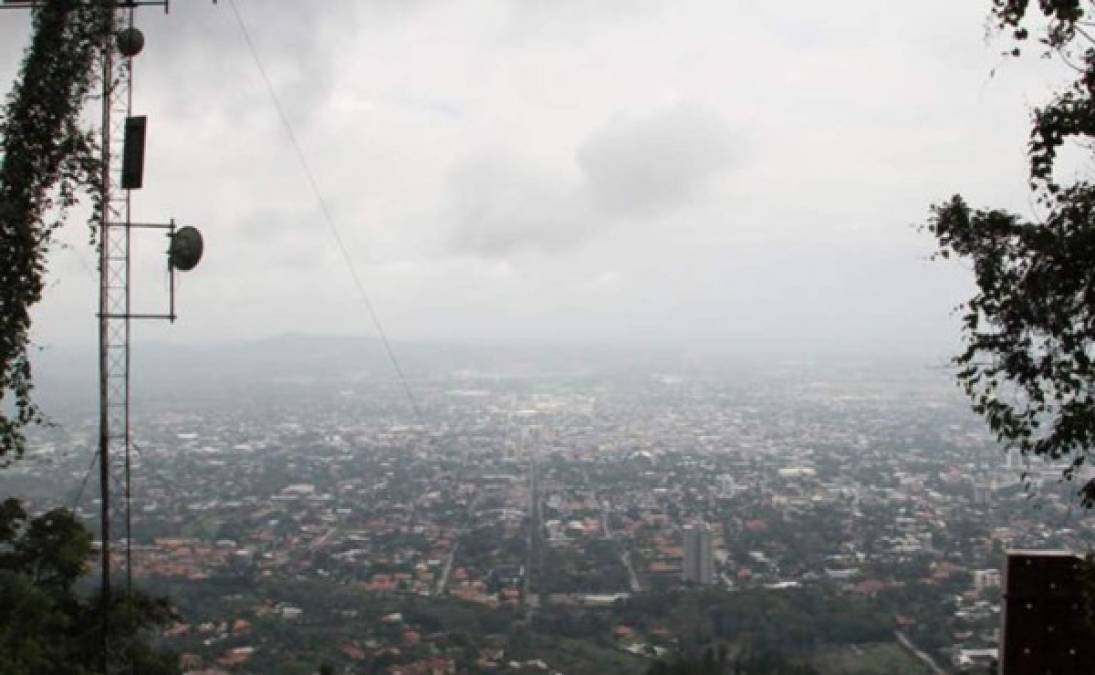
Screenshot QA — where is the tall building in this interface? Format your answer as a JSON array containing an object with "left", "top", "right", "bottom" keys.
[
  {"left": 1000, "top": 549, "right": 1095, "bottom": 674},
  {"left": 683, "top": 522, "right": 714, "bottom": 585}
]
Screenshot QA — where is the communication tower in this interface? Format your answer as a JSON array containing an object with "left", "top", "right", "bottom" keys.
[{"left": 2, "top": 2, "right": 211, "bottom": 670}]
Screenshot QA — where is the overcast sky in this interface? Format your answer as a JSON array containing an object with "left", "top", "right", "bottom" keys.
[{"left": 0, "top": 1, "right": 1079, "bottom": 356}]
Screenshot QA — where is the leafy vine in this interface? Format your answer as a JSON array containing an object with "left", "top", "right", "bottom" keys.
[{"left": 0, "top": 1, "right": 111, "bottom": 461}]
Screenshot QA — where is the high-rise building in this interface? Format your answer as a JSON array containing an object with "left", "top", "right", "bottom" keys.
[
  {"left": 683, "top": 522, "right": 715, "bottom": 585},
  {"left": 716, "top": 473, "right": 736, "bottom": 498},
  {"left": 999, "top": 549, "right": 1095, "bottom": 674}
]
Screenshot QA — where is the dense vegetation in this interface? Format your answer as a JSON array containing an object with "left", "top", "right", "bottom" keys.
[
  {"left": 616, "top": 587, "right": 893, "bottom": 658},
  {"left": 139, "top": 574, "right": 923, "bottom": 674},
  {"left": 646, "top": 647, "right": 821, "bottom": 675}
]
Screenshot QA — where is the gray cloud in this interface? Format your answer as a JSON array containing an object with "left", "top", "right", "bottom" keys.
[
  {"left": 444, "top": 105, "right": 738, "bottom": 258},
  {"left": 503, "top": 0, "right": 667, "bottom": 45},
  {"left": 445, "top": 156, "right": 590, "bottom": 258},
  {"left": 152, "top": 1, "right": 337, "bottom": 128},
  {"left": 577, "top": 105, "right": 737, "bottom": 219},
  {"left": 1, "top": 0, "right": 1066, "bottom": 355}
]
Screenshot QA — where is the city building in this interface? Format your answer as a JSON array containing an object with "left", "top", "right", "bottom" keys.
[{"left": 682, "top": 522, "right": 714, "bottom": 585}]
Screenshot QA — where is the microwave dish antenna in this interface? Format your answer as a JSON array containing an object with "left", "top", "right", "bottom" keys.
[
  {"left": 117, "top": 26, "right": 144, "bottom": 57},
  {"left": 169, "top": 225, "right": 204, "bottom": 271}
]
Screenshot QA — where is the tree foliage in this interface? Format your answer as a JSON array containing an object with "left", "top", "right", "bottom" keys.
[
  {"left": 925, "top": 0, "right": 1095, "bottom": 505},
  {"left": 645, "top": 646, "right": 820, "bottom": 675},
  {"left": 0, "top": 0, "right": 108, "bottom": 461},
  {"left": 0, "top": 498, "right": 180, "bottom": 674}
]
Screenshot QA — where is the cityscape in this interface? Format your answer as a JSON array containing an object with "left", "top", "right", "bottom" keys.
[
  {"left": 6, "top": 345, "right": 1092, "bottom": 674},
  {"left": 3, "top": 1, "right": 1095, "bottom": 674}
]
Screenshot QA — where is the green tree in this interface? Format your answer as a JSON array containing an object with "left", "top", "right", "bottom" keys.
[
  {"left": 0, "top": 498, "right": 180, "bottom": 674},
  {"left": 1, "top": 0, "right": 106, "bottom": 460},
  {"left": 645, "top": 646, "right": 821, "bottom": 675},
  {"left": 925, "top": 0, "right": 1095, "bottom": 506}
]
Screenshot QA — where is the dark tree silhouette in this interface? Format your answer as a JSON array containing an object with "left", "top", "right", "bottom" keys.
[
  {"left": 925, "top": 1, "right": 1095, "bottom": 506},
  {"left": 0, "top": 498, "right": 180, "bottom": 674}
]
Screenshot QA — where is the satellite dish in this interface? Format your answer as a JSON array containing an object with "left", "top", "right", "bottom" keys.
[
  {"left": 117, "top": 27, "right": 145, "bottom": 57},
  {"left": 169, "top": 226, "right": 203, "bottom": 271}
]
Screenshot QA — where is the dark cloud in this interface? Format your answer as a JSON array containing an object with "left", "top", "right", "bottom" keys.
[{"left": 577, "top": 105, "right": 737, "bottom": 219}]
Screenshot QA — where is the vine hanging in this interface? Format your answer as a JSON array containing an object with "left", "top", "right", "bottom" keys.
[{"left": 0, "top": 0, "right": 112, "bottom": 460}]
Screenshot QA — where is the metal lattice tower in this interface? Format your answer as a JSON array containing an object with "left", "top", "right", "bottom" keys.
[
  {"left": 99, "top": 1, "right": 136, "bottom": 609},
  {"left": 2, "top": 3, "right": 209, "bottom": 672}
]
